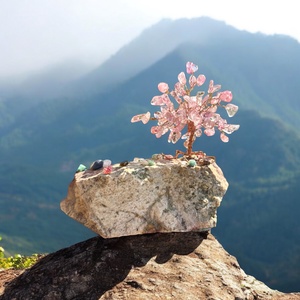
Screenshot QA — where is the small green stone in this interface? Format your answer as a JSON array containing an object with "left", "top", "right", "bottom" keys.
[
  {"left": 188, "top": 159, "right": 197, "bottom": 167},
  {"left": 77, "top": 164, "right": 87, "bottom": 172},
  {"left": 147, "top": 160, "right": 156, "bottom": 166}
]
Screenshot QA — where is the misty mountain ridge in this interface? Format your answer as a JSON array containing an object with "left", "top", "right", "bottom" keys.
[
  {"left": 71, "top": 16, "right": 300, "bottom": 98},
  {"left": 3, "top": 16, "right": 299, "bottom": 101},
  {"left": 15, "top": 16, "right": 300, "bottom": 128},
  {"left": 0, "top": 59, "right": 94, "bottom": 101},
  {"left": 0, "top": 17, "right": 300, "bottom": 292}
]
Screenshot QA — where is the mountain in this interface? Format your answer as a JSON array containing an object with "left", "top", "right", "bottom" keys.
[
  {"left": 15, "top": 60, "right": 93, "bottom": 99},
  {"left": 70, "top": 16, "right": 300, "bottom": 130},
  {"left": 69, "top": 17, "right": 246, "bottom": 96},
  {"left": 0, "top": 17, "right": 300, "bottom": 292}
]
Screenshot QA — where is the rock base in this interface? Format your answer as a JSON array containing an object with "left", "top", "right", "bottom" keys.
[{"left": 2, "top": 233, "right": 299, "bottom": 300}]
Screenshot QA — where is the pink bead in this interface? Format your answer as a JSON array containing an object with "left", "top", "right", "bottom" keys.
[
  {"left": 186, "top": 61, "right": 198, "bottom": 74},
  {"left": 158, "top": 82, "right": 169, "bottom": 93}
]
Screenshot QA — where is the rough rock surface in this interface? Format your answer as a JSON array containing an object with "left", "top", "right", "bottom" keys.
[
  {"left": 1, "top": 233, "right": 299, "bottom": 300},
  {"left": 0, "top": 269, "right": 23, "bottom": 296},
  {"left": 61, "top": 158, "right": 228, "bottom": 238}
]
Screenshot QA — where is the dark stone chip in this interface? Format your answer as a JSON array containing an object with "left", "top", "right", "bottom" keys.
[
  {"left": 120, "top": 161, "right": 129, "bottom": 167},
  {"left": 90, "top": 160, "right": 104, "bottom": 170}
]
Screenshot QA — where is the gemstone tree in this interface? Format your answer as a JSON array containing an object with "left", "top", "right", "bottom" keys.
[{"left": 131, "top": 61, "right": 240, "bottom": 158}]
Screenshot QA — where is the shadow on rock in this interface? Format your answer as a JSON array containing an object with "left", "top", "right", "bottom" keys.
[{"left": 1, "top": 231, "right": 208, "bottom": 300}]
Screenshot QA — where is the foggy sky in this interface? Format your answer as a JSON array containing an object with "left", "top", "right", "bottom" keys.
[{"left": 0, "top": 0, "right": 299, "bottom": 79}]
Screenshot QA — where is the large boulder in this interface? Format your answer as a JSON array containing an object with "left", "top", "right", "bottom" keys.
[
  {"left": 1, "top": 233, "right": 299, "bottom": 299},
  {"left": 60, "top": 157, "right": 229, "bottom": 238}
]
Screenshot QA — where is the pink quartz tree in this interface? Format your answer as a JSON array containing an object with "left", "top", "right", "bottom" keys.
[{"left": 131, "top": 61, "right": 240, "bottom": 159}]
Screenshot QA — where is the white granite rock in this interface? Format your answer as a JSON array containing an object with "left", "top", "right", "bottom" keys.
[{"left": 60, "top": 157, "right": 229, "bottom": 238}]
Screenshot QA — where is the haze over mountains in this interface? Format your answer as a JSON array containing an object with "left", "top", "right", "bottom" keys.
[{"left": 0, "top": 17, "right": 299, "bottom": 292}]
